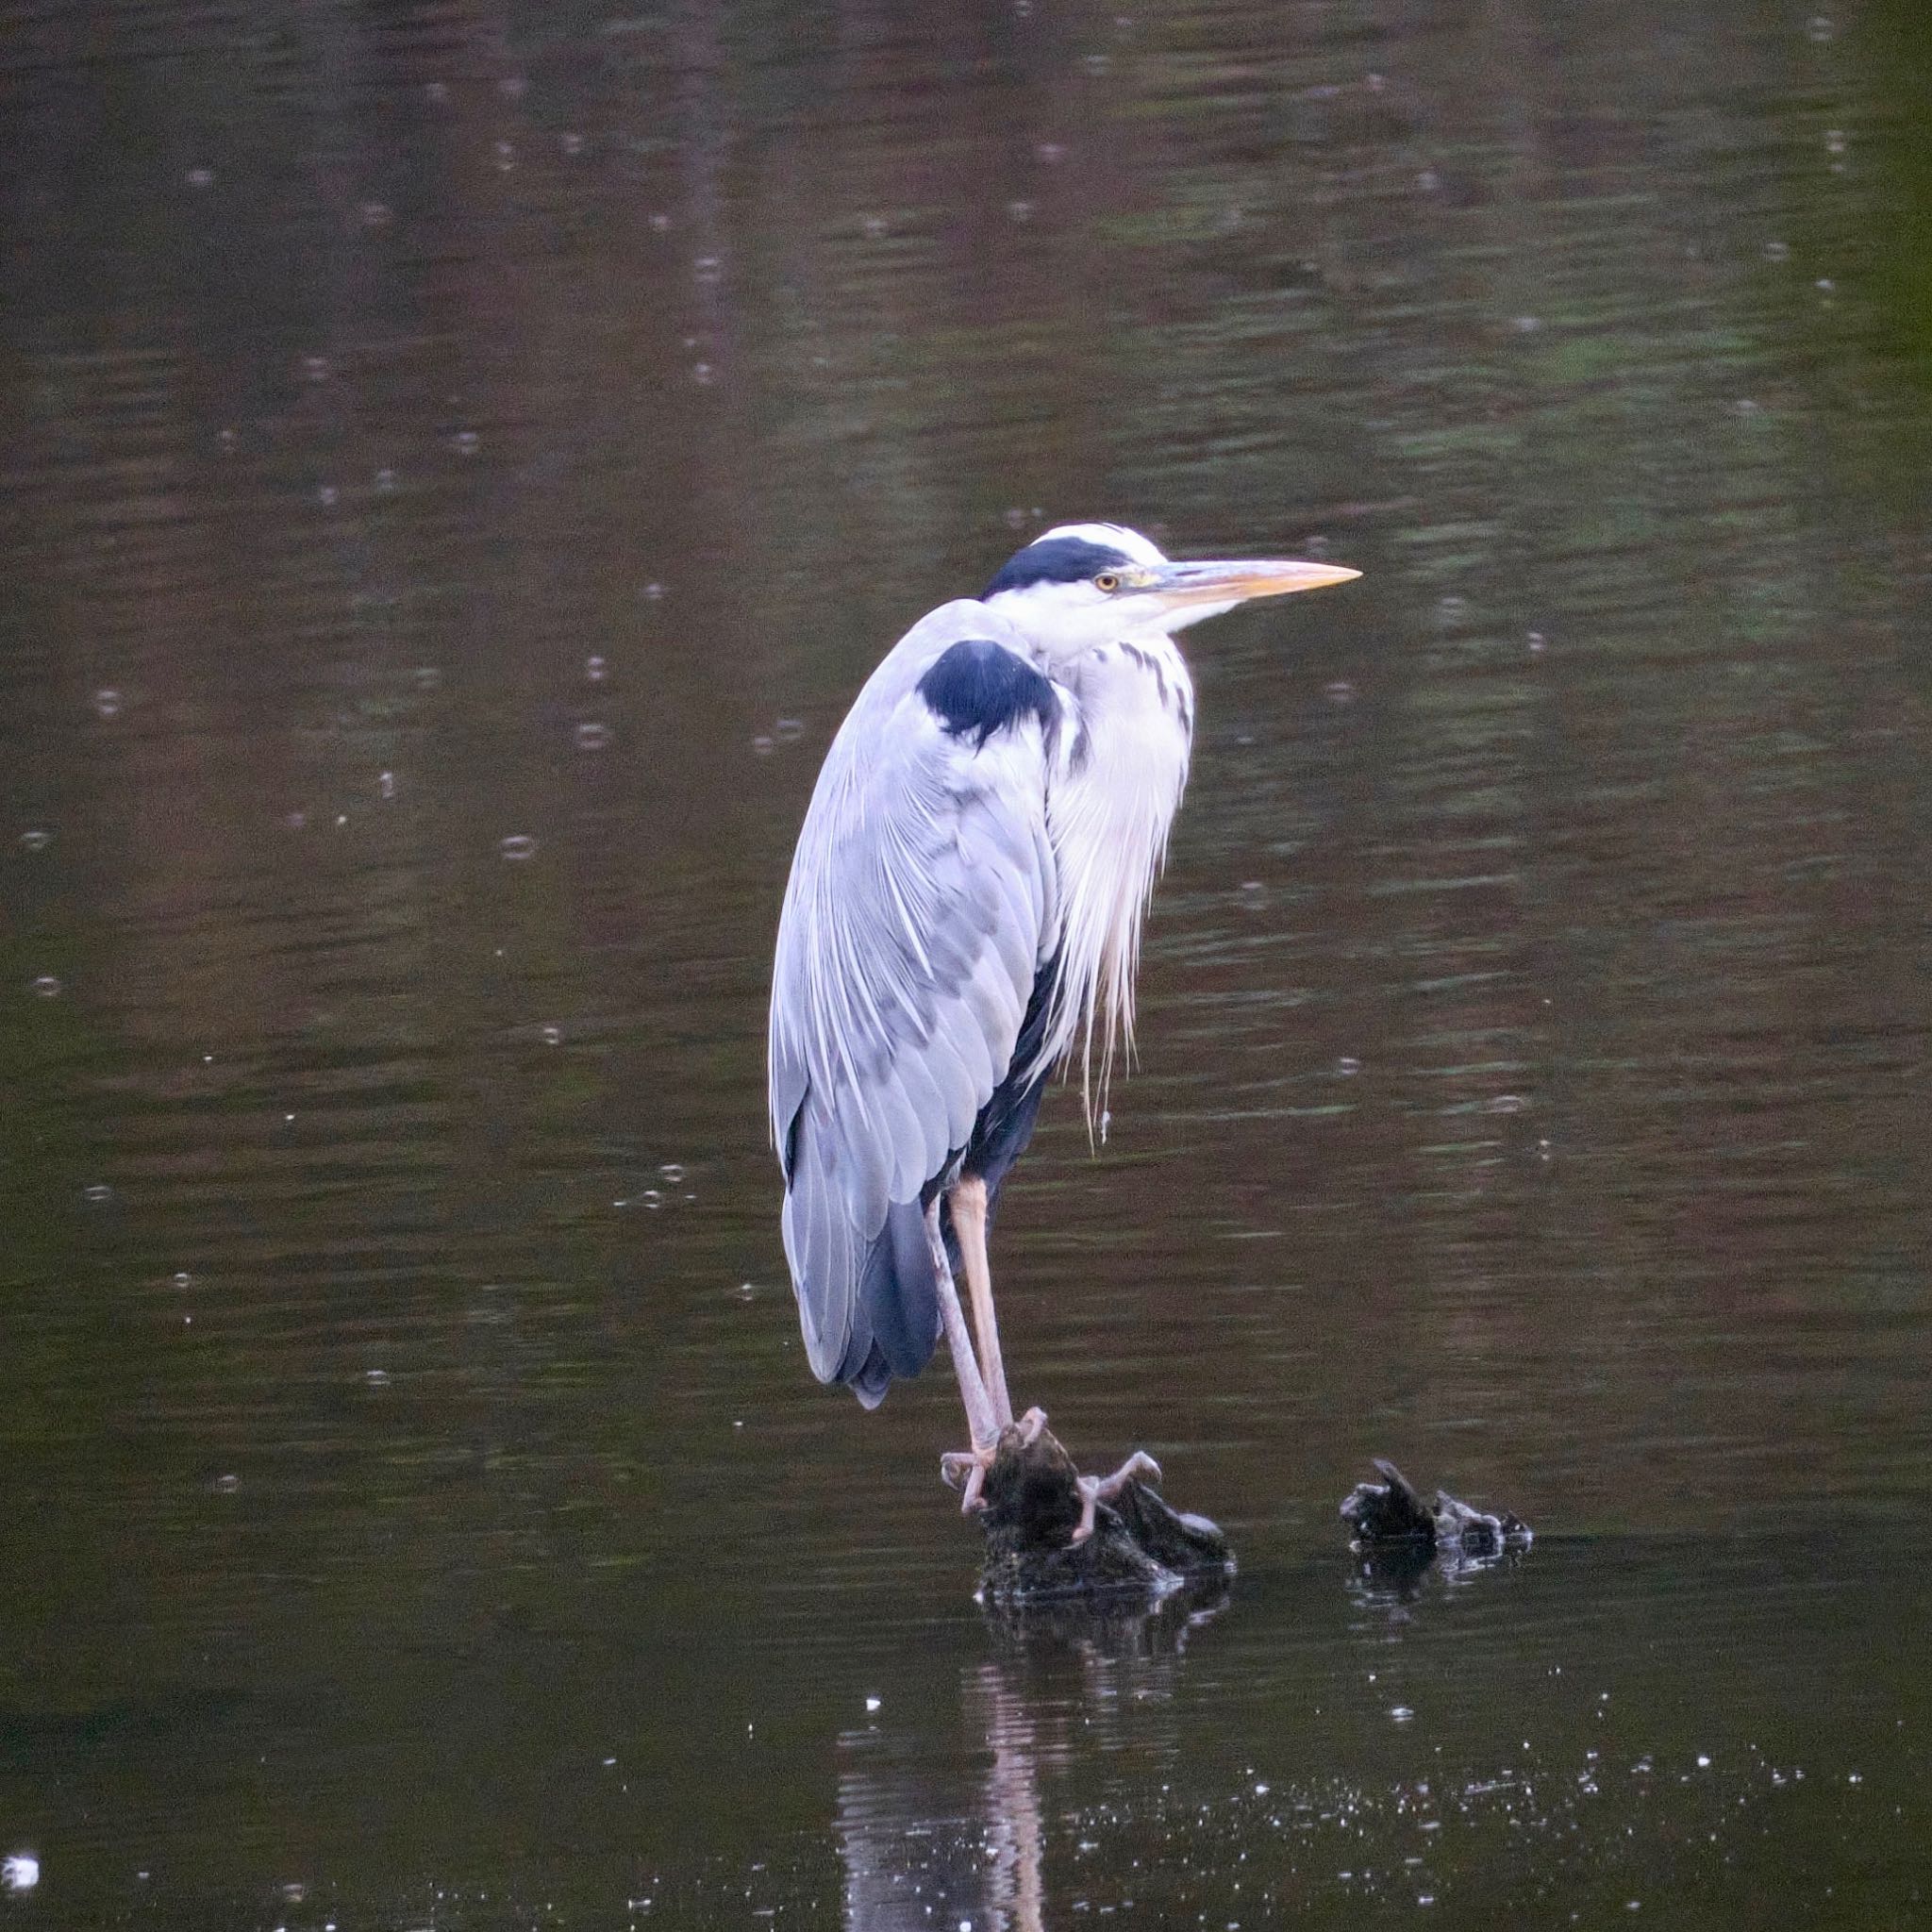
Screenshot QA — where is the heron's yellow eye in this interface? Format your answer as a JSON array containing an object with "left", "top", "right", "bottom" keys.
[{"left": 1094, "top": 572, "right": 1122, "bottom": 593}]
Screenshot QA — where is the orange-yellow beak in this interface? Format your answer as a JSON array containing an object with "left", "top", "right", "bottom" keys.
[{"left": 1140, "top": 558, "right": 1363, "bottom": 613}]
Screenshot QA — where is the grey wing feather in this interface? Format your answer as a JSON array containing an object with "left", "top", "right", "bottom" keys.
[{"left": 768, "top": 605, "right": 1058, "bottom": 1394}]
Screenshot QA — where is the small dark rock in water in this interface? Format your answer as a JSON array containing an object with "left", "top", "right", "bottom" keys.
[
  {"left": 974, "top": 1424, "right": 1234, "bottom": 1604},
  {"left": 1341, "top": 1457, "right": 1532, "bottom": 1573}
]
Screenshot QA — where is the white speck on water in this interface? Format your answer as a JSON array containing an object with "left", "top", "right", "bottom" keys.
[
  {"left": 585, "top": 655, "right": 608, "bottom": 681},
  {"left": 694, "top": 254, "right": 723, "bottom": 282},
  {"left": 82, "top": 1184, "right": 112, "bottom": 1204},
  {"left": 541, "top": 1024, "right": 562, "bottom": 1045},
  {"left": 2, "top": 1855, "right": 39, "bottom": 1894},
  {"left": 1697, "top": 1755, "right": 1711, "bottom": 1768},
  {"left": 1337, "top": 1057, "right": 1361, "bottom": 1076},
  {"left": 378, "top": 771, "right": 396, "bottom": 799},
  {"left": 1816, "top": 277, "right": 1836, "bottom": 292},
  {"left": 1527, "top": 630, "right": 1547, "bottom": 654},
  {"left": 1488, "top": 1093, "right": 1526, "bottom": 1114},
  {"left": 365, "top": 1369, "right": 391, "bottom": 1387},
  {"left": 452, "top": 430, "right": 480, "bottom": 456},
  {"left": 691, "top": 361, "right": 715, "bottom": 385},
  {"left": 30, "top": 975, "right": 60, "bottom": 997},
  {"left": 866, "top": 1696, "right": 882, "bottom": 1713},
  {"left": 574, "top": 722, "right": 611, "bottom": 751},
  {"left": 20, "top": 829, "right": 52, "bottom": 852},
  {"left": 642, "top": 580, "right": 667, "bottom": 601},
  {"left": 1254, "top": 1781, "right": 1270, "bottom": 1796},
  {"left": 317, "top": 484, "right": 338, "bottom": 508},
  {"left": 659, "top": 1163, "right": 686, "bottom": 1183},
  {"left": 1415, "top": 167, "right": 1441, "bottom": 192},
  {"left": 1324, "top": 679, "right": 1357, "bottom": 705},
  {"left": 374, "top": 467, "right": 397, "bottom": 493},
  {"left": 1764, "top": 240, "right": 1790, "bottom": 261},
  {"left": 1807, "top": 14, "right": 1834, "bottom": 41},
  {"left": 93, "top": 689, "right": 124, "bottom": 720},
  {"left": 500, "top": 834, "right": 538, "bottom": 860},
  {"left": 173, "top": 1273, "right": 192, "bottom": 1289},
  {"left": 302, "top": 355, "right": 331, "bottom": 382},
  {"left": 753, "top": 736, "right": 774, "bottom": 755},
  {"left": 213, "top": 1474, "right": 240, "bottom": 1493},
  {"left": 359, "top": 200, "right": 392, "bottom": 227},
  {"left": 649, "top": 211, "right": 672, "bottom": 231},
  {"left": 185, "top": 167, "right": 214, "bottom": 189},
  {"left": 561, "top": 132, "right": 585, "bottom": 155},
  {"left": 1008, "top": 199, "right": 1036, "bottom": 222},
  {"left": 413, "top": 666, "right": 442, "bottom": 691},
  {"left": 774, "top": 718, "right": 804, "bottom": 743},
  {"left": 1391, "top": 1707, "right": 1415, "bottom": 1724}
]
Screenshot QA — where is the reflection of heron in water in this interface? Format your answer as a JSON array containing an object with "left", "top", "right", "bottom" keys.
[
  {"left": 834, "top": 1583, "right": 1230, "bottom": 1929},
  {"left": 771, "top": 524, "right": 1357, "bottom": 1524}
]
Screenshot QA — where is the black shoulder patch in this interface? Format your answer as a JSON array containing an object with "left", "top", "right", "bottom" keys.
[
  {"left": 917, "top": 639, "right": 1058, "bottom": 749},
  {"left": 984, "top": 535, "right": 1134, "bottom": 597}
]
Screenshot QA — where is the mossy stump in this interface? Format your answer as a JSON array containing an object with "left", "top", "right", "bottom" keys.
[{"left": 974, "top": 1423, "right": 1235, "bottom": 1603}]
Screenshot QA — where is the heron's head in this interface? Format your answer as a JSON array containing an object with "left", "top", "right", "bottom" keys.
[{"left": 982, "top": 522, "right": 1359, "bottom": 661}]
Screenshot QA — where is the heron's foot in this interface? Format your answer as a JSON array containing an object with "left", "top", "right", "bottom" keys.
[
  {"left": 1070, "top": 1451, "right": 1163, "bottom": 1545},
  {"left": 941, "top": 1408, "right": 1052, "bottom": 1513}
]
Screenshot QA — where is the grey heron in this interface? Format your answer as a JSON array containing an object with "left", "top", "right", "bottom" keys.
[{"left": 769, "top": 523, "right": 1359, "bottom": 1530}]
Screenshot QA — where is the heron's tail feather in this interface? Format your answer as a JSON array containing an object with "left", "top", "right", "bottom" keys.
[{"left": 782, "top": 1105, "right": 941, "bottom": 1407}]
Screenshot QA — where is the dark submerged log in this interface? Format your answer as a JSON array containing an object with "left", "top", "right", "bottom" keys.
[
  {"left": 974, "top": 1424, "right": 1235, "bottom": 1603},
  {"left": 1340, "top": 1457, "right": 1532, "bottom": 1586}
]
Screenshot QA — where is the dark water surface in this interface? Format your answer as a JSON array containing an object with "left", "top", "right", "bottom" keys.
[{"left": 4, "top": 2, "right": 1931, "bottom": 1926}]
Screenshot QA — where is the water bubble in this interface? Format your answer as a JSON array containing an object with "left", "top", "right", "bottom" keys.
[
  {"left": 1083, "top": 52, "right": 1110, "bottom": 74},
  {"left": 185, "top": 167, "right": 214, "bottom": 190},
  {"left": 1526, "top": 630, "right": 1547, "bottom": 654},
  {"left": 494, "top": 141, "right": 515, "bottom": 172},
  {"left": 752, "top": 735, "right": 774, "bottom": 756},
  {"left": 93, "top": 689, "right": 124, "bottom": 720},
  {"left": 691, "top": 361, "right": 715, "bottom": 385},
  {"left": 1416, "top": 167, "right": 1441, "bottom": 192},
  {"left": 641, "top": 1188, "right": 663, "bottom": 1209},
  {"left": 1391, "top": 1706, "right": 1415, "bottom": 1723},
  {"left": 1324, "top": 679, "right": 1357, "bottom": 706},
  {"left": 375, "top": 467, "right": 397, "bottom": 491},
  {"left": 1437, "top": 592, "right": 1468, "bottom": 621},
  {"left": 1036, "top": 142, "right": 1067, "bottom": 163},
  {"left": 365, "top": 1368, "right": 391, "bottom": 1387},
  {"left": 739, "top": 1282, "right": 758, "bottom": 1300},
  {"left": 1734, "top": 398, "right": 1761, "bottom": 417},
  {"left": 1824, "top": 129, "right": 1847, "bottom": 155},
  {"left": 173, "top": 1272, "right": 192, "bottom": 1289},
  {"left": 660, "top": 1162, "right": 687, "bottom": 1183},
  {"left": 212, "top": 1474, "right": 241, "bottom": 1494},
  {"left": 19, "top": 829, "right": 52, "bottom": 852},
  {"left": 378, "top": 771, "right": 396, "bottom": 800},
  {"left": 1487, "top": 1092, "right": 1526, "bottom": 1114},
  {"left": 574, "top": 722, "right": 611, "bottom": 751},
  {"left": 317, "top": 484, "right": 339, "bottom": 508},
  {"left": 216, "top": 426, "right": 239, "bottom": 454},
  {"left": 694, "top": 254, "right": 723, "bottom": 282},
  {"left": 1008, "top": 198, "right": 1036, "bottom": 222},
  {"left": 1696, "top": 1754, "right": 1712, "bottom": 1769},
  {"left": 452, "top": 429, "right": 480, "bottom": 456},
  {"left": 412, "top": 665, "right": 442, "bottom": 691},
  {"left": 499, "top": 834, "right": 538, "bottom": 861},
  {"left": 425, "top": 80, "right": 448, "bottom": 102},
  {"left": 29, "top": 975, "right": 60, "bottom": 998},
  {"left": 540, "top": 1024, "right": 562, "bottom": 1045},
  {"left": 1304, "top": 533, "right": 1331, "bottom": 558},
  {"left": 560, "top": 131, "right": 585, "bottom": 156},
  {"left": 1763, "top": 239, "right": 1790, "bottom": 261},
  {"left": 585, "top": 654, "right": 608, "bottom": 681},
  {"left": 865, "top": 1696, "right": 882, "bottom": 1713},
  {"left": 774, "top": 718, "right": 805, "bottom": 743},
  {"left": 1816, "top": 276, "right": 1836, "bottom": 292},
  {"left": 1807, "top": 14, "right": 1834, "bottom": 42},
  {"left": 641, "top": 580, "right": 667, "bottom": 601},
  {"left": 1513, "top": 313, "right": 1541, "bottom": 332},
  {"left": 861, "top": 215, "right": 888, "bottom": 240},
  {"left": 649, "top": 211, "right": 672, "bottom": 232},
  {"left": 2, "top": 1855, "right": 41, "bottom": 1894},
  {"left": 285, "top": 810, "right": 308, "bottom": 831},
  {"left": 1337, "top": 1057, "right": 1361, "bottom": 1076},
  {"left": 302, "top": 355, "right": 331, "bottom": 382},
  {"left": 499, "top": 73, "right": 527, "bottom": 99},
  {"left": 82, "top": 1183, "right": 113, "bottom": 1204},
  {"left": 359, "top": 200, "right": 393, "bottom": 227}
]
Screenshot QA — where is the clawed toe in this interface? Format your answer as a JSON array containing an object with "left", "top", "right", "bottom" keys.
[
  {"left": 1068, "top": 1449, "right": 1163, "bottom": 1544},
  {"left": 940, "top": 1444, "right": 995, "bottom": 1513}
]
